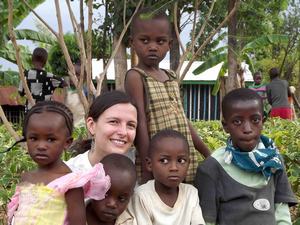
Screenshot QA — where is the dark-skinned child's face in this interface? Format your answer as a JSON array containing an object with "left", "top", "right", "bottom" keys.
[
  {"left": 131, "top": 18, "right": 171, "bottom": 68},
  {"left": 147, "top": 137, "right": 189, "bottom": 192},
  {"left": 26, "top": 111, "right": 72, "bottom": 168},
  {"left": 222, "top": 99, "right": 263, "bottom": 152},
  {"left": 90, "top": 169, "right": 135, "bottom": 224},
  {"left": 253, "top": 74, "right": 262, "bottom": 85}
]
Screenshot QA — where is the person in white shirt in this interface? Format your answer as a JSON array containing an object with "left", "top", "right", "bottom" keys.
[{"left": 127, "top": 129, "right": 205, "bottom": 225}]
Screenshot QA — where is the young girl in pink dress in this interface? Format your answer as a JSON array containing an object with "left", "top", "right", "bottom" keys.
[{"left": 7, "top": 101, "right": 110, "bottom": 225}]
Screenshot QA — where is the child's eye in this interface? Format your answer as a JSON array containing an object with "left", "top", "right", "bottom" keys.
[
  {"left": 47, "top": 138, "right": 55, "bottom": 142},
  {"left": 159, "top": 158, "right": 168, "bottom": 164},
  {"left": 157, "top": 39, "right": 167, "bottom": 45},
  {"left": 233, "top": 119, "right": 242, "bottom": 125},
  {"left": 140, "top": 38, "right": 148, "bottom": 44},
  {"left": 29, "top": 137, "right": 37, "bottom": 141},
  {"left": 178, "top": 158, "right": 187, "bottom": 164},
  {"left": 252, "top": 117, "right": 261, "bottom": 124},
  {"left": 118, "top": 196, "right": 128, "bottom": 203}
]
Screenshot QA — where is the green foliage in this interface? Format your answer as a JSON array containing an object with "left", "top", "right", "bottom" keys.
[
  {"left": 0, "top": 70, "right": 20, "bottom": 87},
  {"left": 0, "top": 43, "right": 32, "bottom": 70},
  {"left": 48, "top": 34, "right": 80, "bottom": 77},
  {"left": 0, "top": 0, "right": 46, "bottom": 47}
]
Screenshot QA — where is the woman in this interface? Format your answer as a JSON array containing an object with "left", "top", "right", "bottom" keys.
[{"left": 66, "top": 90, "right": 138, "bottom": 171}]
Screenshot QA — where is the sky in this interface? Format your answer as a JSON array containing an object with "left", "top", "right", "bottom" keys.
[{"left": 0, "top": 0, "right": 191, "bottom": 71}]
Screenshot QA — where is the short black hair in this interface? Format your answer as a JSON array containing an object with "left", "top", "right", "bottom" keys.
[
  {"left": 253, "top": 71, "right": 262, "bottom": 78},
  {"left": 130, "top": 7, "right": 170, "bottom": 36},
  {"left": 101, "top": 153, "right": 137, "bottom": 182},
  {"left": 222, "top": 88, "right": 263, "bottom": 119},
  {"left": 32, "top": 47, "right": 48, "bottom": 65},
  {"left": 23, "top": 100, "right": 74, "bottom": 137},
  {"left": 149, "top": 129, "right": 189, "bottom": 157},
  {"left": 269, "top": 67, "right": 280, "bottom": 79}
]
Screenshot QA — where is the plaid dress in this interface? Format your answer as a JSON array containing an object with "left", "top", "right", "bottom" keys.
[{"left": 130, "top": 68, "right": 203, "bottom": 183}]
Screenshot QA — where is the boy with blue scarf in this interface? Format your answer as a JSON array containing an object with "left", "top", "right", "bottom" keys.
[{"left": 195, "top": 88, "right": 297, "bottom": 225}]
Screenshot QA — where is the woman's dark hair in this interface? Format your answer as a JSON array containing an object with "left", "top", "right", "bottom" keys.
[
  {"left": 88, "top": 90, "right": 135, "bottom": 122},
  {"left": 3, "top": 101, "right": 73, "bottom": 153}
]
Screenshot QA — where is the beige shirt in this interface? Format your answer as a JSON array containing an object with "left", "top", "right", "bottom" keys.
[{"left": 127, "top": 180, "right": 205, "bottom": 225}]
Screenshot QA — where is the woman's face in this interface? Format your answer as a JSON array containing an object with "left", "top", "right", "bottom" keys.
[{"left": 87, "top": 103, "right": 137, "bottom": 158}]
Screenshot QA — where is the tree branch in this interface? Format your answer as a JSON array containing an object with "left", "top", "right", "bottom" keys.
[
  {"left": 179, "top": 0, "right": 239, "bottom": 82},
  {"left": 21, "top": 0, "right": 58, "bottom": 38},
  {"left": 173, "top": 2, "right": 185, "bottom": 53},
  {"left": 96, "top": 0, "right": 143, "bottom": 96},
  {"left": 54, "top": 0, "right": 89, "bottom": 111}
]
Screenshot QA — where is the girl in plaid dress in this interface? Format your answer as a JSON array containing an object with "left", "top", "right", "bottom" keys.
[{"left": 125, "top": 8, "right": 210, "bottom": 184}]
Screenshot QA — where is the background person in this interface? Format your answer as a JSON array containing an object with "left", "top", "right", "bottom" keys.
[
  {"left": 266, "top": 67, "right": 292, "bottom": 119},
  {"left": 18, "top": 47, "right": 67, "bottom": 111},
  {"left": 248, "top": 71, "right": 270, "bottom": 118}
]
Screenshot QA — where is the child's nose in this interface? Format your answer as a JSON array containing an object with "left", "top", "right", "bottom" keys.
[
  {"left": 37, "top": 141, "right": 47, "bottom": 150},
  {"left": 106, "top": 197, "right": 117, "bottom": 208},
  {"left": 243, "top": 121, "right": 252, "bottom": 133},
  {"left": 148, "top": 42, "right": 158, "bottom": 51},
  {"left": 170, "top": 161, "right": 179, "bottom": 171}
]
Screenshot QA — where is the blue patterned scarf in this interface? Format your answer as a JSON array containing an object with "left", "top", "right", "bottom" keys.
[{"left": 224, "top": 135, "right": 283, "bottom": 180}]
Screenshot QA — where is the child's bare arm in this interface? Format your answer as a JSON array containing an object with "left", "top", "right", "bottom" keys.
[
  {"left": 125, "top": 70, "right": 153, "bottom": 183},
  {"left": 65, "top": 187, "right": 85, "bottom": 225},
  {"left": 188, "top": 121, "right": 210, "bottom": 158}
]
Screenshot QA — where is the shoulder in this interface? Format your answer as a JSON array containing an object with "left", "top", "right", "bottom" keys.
[
  {"left": 134, "top": 180, "right": 155, "bottom": 197},
  {"left": 196, "top": 148, "right": 225, "bottom": 178},
  {"left": 162, "top": 69, "right": 178, "bottom": 80},
  {"left": 179, "top": 183, "right": 198, "bottom": 195},
  {"left": 126, "top": 68, "right": 144, "bottom": 79},
  {"left": 65, "top": 151, "right": 92, "bottom": 172},
  {"left": 125, "top": 69, "right": 144, "bottom": 86}
]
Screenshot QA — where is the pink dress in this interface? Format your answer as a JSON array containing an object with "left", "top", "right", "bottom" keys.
[{"left": 7, "top": 163, "right": 110, "bottom": 225}]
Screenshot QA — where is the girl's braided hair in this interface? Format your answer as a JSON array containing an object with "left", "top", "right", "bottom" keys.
[{"left": 3, "top": 101, "right": 73, "bottom": 153}]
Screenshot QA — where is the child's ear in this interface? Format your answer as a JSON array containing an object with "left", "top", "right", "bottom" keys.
[
  {"left": 168, "top": 39, "right": 173, "bottom": 49},
  {"left": 86, "top": 117, "right": 96, "bottom": 136},
  {"left": 64, "top": 137, "right": 73, "bottom": 150},
  {"left": 145, "top": 157, "right": 152, "bottom": 172},
  {"left": 222, "top": 119, "right": 229, "bottom": 133}
]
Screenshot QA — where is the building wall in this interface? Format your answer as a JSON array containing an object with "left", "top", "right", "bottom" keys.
[
  {"left": 182, "top": 84, "right": 220, "bottom": 121},
  {"left": 108, "top": 82, "right": 221, "bottom": 121}
]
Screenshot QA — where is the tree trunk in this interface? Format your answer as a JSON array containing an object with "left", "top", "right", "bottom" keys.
[
  {"left": 170, "top": 7, "right": 180, "bottom": 71},
  {"left": 226, "top": 0, "right": 238, "bottom": 93},
  {"left": 113, "top": 35, "right": 127, "bottom": 91}
]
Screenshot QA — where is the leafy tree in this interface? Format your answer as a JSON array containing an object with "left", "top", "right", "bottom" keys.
[
  {"left": 48, "top": 34, "right": 80, "bottom": 77},
  {"left": 0, "top": 0, "right": 46, "bottom": 47}
]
